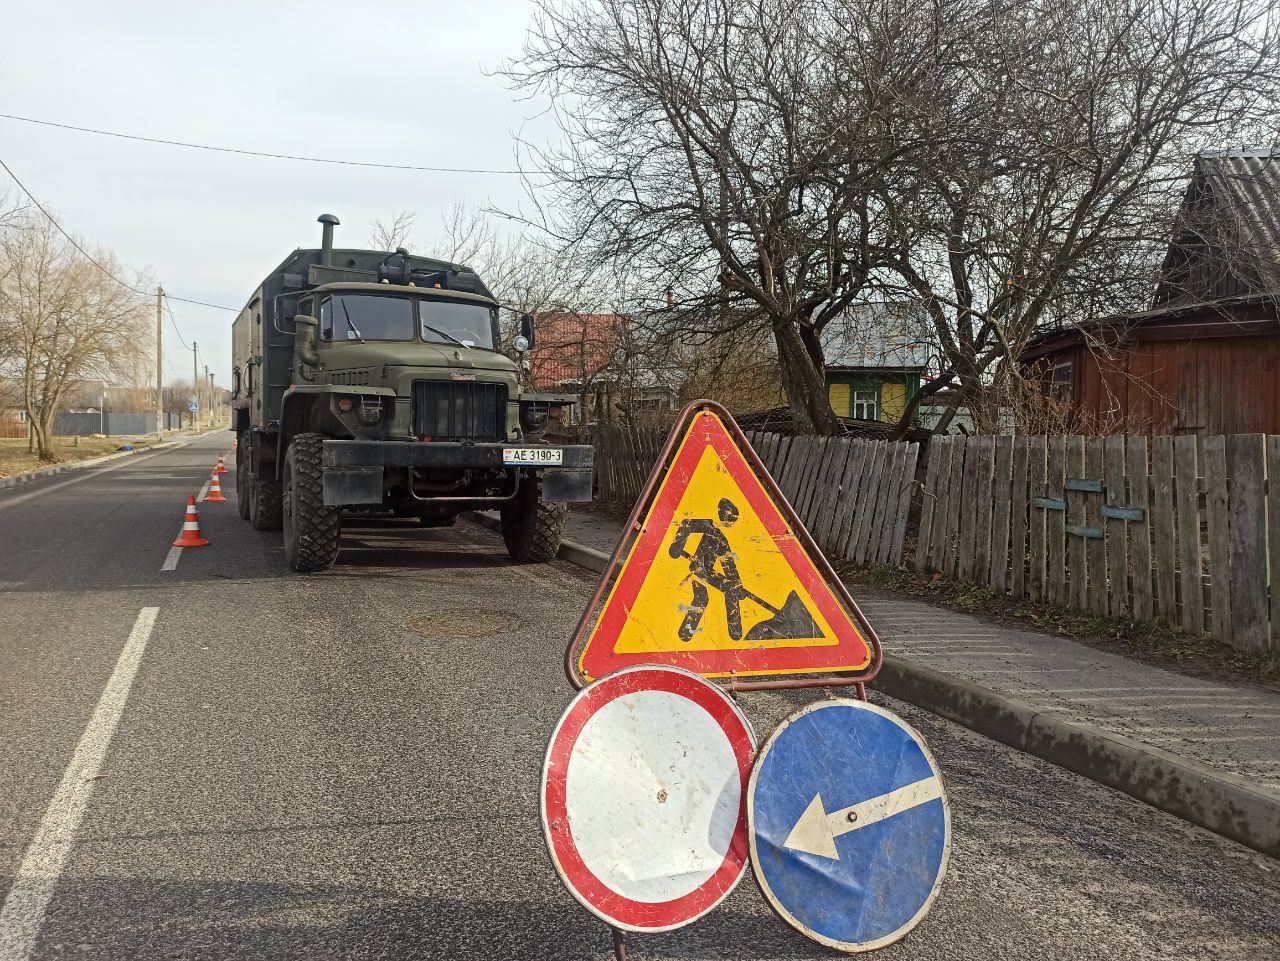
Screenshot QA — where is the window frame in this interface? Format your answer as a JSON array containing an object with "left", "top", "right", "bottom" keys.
[{"left": 852, "top": 388, "right": 879, "bottom": 421}]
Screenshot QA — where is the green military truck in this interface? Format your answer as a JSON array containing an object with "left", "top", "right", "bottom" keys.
[{"left": 229, "top": 214, "right": 593, "bottom": 573}]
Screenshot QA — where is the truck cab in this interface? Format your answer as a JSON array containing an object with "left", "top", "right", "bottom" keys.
[{"left": 230, "top": 214, "right": 593, "bottom": 572}]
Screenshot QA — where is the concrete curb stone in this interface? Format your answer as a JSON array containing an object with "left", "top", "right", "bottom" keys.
[
  {"left": 0, "top": 439, "right": 187, "bottom": 490},
  {"left": 464, "top": 510, "right": 1280, "bottom": 859}
]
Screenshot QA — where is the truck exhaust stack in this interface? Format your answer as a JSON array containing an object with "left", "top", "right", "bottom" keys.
[{"left": 317, "top": 213, "right": 340, "bottom": 266}]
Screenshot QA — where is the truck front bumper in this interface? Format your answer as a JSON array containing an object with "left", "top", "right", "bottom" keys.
[{"left": 320, "top": 439, "right": 594, "bottom": 506}]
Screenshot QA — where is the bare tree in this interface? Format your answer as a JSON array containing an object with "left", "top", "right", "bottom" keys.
[
  {"left": 857, "top": 0, "right": 1280, "bottom": 434},
  {"left": 0, "top": 213, "right": 152, "bottom": 460},
  {"left": 368, "top": 210, "right": 418, "bottom": 251},
  {"left": 506, "top": 0, "right": 1279, "bottom": 435}
]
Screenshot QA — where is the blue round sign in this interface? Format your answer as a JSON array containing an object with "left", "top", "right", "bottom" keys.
[{"left": 748, "top": 698, "right": 950, "bottom": 953}]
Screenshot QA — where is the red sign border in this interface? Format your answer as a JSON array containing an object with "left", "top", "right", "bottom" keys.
[
  {"left": 541, "top": 665, "right": 756, "bottom": 932},
  {"left": 565, "top": 399, "right": 884, "bottom": 691}
]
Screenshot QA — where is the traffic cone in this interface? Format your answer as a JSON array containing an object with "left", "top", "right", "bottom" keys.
[
  {"left": 173, "top": 495, "right": 210, "bottom": 547},
  {"left": 214, "top": 453, "right": 228, "bottom": 475},
  {"left": 205, "top": 470, "right": 227, "bottom": 503}
]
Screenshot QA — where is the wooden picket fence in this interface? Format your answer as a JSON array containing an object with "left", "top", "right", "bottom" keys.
[
  {"left": 591, "top": 426, "right": 920, "bottom": 566},
  {"left": 914, "top": 434, "right": 1277, "bottom": 653}
]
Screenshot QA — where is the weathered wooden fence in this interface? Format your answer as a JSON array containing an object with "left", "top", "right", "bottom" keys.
[
  {"left": 914, "top": 434, "right": 1277, "bottom": 653},
  {"left": 592, "top": 426, "right": 920, "bottom": 566}
]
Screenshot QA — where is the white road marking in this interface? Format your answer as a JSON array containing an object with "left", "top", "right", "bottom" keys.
[
  {"left": 0, "top": 607, "right": 159, "bottom": 961},
  {"left": 160, "top": 546, "right": 182, "bottom": 572},
  {"left": 196, "top": 479, "right": 211, "bottom": 503}
]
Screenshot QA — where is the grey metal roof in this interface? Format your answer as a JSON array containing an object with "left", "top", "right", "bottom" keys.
[{"left": 1155, "top": 149, "right": 1280, "bottom": 305}]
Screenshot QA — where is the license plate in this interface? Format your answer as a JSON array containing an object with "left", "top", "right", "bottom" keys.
[{"left": 503, "top": 447, "right": 563, "bottom": 466}]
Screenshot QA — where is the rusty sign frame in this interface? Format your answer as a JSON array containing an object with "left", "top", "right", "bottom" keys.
[{"left": 564, "top": 399, "right": 884, "bottom": 694}]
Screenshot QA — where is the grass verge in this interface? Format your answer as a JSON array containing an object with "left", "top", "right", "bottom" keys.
[
  {"left": 842, "top": 562, "right": 1280, "bottom": 685},
  {"left": 0, "top": 435, "right": 162, "bottom": 480}
]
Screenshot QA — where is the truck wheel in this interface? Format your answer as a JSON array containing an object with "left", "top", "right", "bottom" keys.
[
  {"left": 501, "top": 476, "right": 566, "bottom": 563},
  {"left": 235, "top": 434, "right": 252, "bottom": 520},
  {"left": 417, "top": 506, "right": 457, "bottom": 528},
  {"left": 249, "top": 471, "right": 283, "bottom": 531},
  {"left": 282, "top": 433, "right": 340, "bottom": 573}
]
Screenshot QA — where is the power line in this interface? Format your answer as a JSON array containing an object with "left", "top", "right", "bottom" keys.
[
  {"left": 0, "top": 153, "right": 239, "bottom": 312},
  {"left": 0, "top": 111, "right": 532, "bottom": 175},
  {"left": 162, "top": 294, "right": 191, "bottom": 351}
]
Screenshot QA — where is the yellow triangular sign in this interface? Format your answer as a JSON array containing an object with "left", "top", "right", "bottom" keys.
[{"left": 570, "top": 405, "right": 879, "bottom": 684}]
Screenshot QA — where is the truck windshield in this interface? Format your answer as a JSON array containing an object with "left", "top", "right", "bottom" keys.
[
  {"left": 420, "top": 298, "right": 498, "bottom": 351},
  {"left": 322, "top": 294, "right": 415, "bottom": 341}
]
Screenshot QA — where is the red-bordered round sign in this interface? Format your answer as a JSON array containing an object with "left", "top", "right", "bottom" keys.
[{"left": 541, "top": 665, "right": 756, "bottom": 932}]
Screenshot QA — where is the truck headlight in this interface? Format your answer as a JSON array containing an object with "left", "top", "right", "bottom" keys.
[{"left": 520, "top": 400, "right": 550, "bottom": 433}]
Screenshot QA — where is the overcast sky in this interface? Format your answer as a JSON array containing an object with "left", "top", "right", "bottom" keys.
[{"left": 0, "top": 0, "right": 558, "bottom": 386}]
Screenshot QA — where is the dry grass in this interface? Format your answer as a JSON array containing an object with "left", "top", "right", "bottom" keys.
[{"left": 0, "top": 434, "right": 164, "bottom": 479}]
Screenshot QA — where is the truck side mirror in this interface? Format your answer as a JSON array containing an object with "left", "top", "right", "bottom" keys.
[
  {"left": 520, "top": 313, "right": 535, "bottom": 348},
  {"left": 293, "top": 314, "right": 320, "bottom": 382}
]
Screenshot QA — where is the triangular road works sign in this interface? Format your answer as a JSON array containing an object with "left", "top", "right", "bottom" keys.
[{"left": 569, "top": 403, "right": 881, "bottom": 687}]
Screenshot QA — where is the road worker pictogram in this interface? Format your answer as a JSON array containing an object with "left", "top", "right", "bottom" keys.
[{"left": 570, "top": 405, "right": 879, "bottom": 684}]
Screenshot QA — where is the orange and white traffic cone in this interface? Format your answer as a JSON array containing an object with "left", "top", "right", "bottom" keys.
[
  {"left": 214, "top": 453, "right": 228, "bottom": 475},
  {"left": 173, "top": 495, "right": 210, "bottom": 547},
  {"left": 205, "top": 470, "right": 227, "bottom": 502}
]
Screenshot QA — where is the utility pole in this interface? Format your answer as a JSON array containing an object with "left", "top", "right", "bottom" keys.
[
  {"left": 192, "top": 341, "right": 199, "bottom": 431},
  {"left": 156, "top": 287, "right": 164, "bottom": 436},
  {"left": 204, "top": 366, "right": 212, "bottom": 427}
]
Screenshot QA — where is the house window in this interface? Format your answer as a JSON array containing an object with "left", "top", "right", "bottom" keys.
[
  {"left": 853, "top": 389, "right": 879, "bottom": 421},
  {"left": 1050, "top": 362, "right": 1073, "bottom": 399}
]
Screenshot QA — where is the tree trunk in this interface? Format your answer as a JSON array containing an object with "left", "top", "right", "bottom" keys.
[
  {"left": 31, "top": 413, "right": 56, "bottom": 462},
  {"left": 775, "top": 323, "right": 840, "bottom": 435}
]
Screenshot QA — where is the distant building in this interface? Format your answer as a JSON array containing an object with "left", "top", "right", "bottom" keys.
[
  {"left": 1020, "top": 150, "right": 1280, "bottom": 436},
  {"left": 820, "top": 302, "right": 931, "bottom": 425}
]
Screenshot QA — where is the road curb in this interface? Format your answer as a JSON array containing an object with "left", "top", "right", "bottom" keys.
[
  {"left": 464, "top": 511, "right": 1280, "bottom": 859},
  {"left": 0, "top": 439, "right": 187, "bottom": 490}
]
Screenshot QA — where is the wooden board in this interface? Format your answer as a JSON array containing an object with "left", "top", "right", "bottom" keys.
[
  {"left": 889, "top": 443, "right": 920, "bottom": 566},
  {"left": 1103, "top": 435, "right": 1130, "bottom": 618},
  {"left": 1151, "top": 436, "right": 1178, "bottom": 625},
  {"left": 1269, "top": 436, "right": 1280, "bottom": 645},
  {"left": 1126, "top": 437, "right": 1153, "bottom": 622},
  {"left": 1009, "top": 438, "right": 1031, "bottom": 599},
  {"left": 958, "top": 438, "right": 982, "bottom": 582},
  {"left": 968, "top": 437, "right": 993, "bottom": 585},
  {"left": 1027, "top": 437, "right": 1048, "bottom": 603},
  {"left": 927, "top": 437, "right": 955, "bottom": 572},
  {"left": 1045, "top": 435, "right": 1067, "bottom": 606},
  {"left": 1227, "top": 434, "right": 1270, "bottom": 652},
  {"left": 943, "top": 437, "right": 967, "bottom": 578},
  {"left": 989, "top": 436, "right": 1014, "bottom": 593},
  {"left": 1065, "top": 436, "right": 1087, "bottom": 611},
  {"left": 1085, "top": 437, "right": 1108, "bottom": 617},
  {"left": 852, "top": 442, "right": 888, "bottom": 565},
  {"left": 1200, "top": 435, "right": 1232, "bottom": 645},
  {"left": 875, "top": 443, "right": 908, "bottom": 564},
  {"left": 834, "top": 440, "right": 869, "bottom": 561},
  {"left": 914, "top": 439, "right": 944, "bottom": 572},
  {"left": 1173, "top": 435, "right": 1204, "bottom": 635}
]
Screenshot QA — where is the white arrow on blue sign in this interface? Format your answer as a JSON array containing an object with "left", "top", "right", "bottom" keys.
[{"left": 748, "top": 698, "right": 950, "bottom": 953}]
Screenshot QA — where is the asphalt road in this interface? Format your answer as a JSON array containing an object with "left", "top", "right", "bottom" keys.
[{"left": 1, "top": 431, "right": 1277, "bottom": 960}]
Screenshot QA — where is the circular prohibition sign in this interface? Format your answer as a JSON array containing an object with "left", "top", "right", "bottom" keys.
[{"left": 540, "top": 665, "right": 757, "bottom": 932}]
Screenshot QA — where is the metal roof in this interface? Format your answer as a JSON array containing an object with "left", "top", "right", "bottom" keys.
[{"left": 1155, "top": 150, "right": 1280, "bottom": 305}]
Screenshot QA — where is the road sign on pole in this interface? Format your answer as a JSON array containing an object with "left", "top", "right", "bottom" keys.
[
  {"left": 188, "top": 402, "right": 199, "bottom": 413},
  {"left": 567, "top": 400, "right": 880, "bottom": 688},
  {"left": 748, "top": 698, "right": 950, "bottom": 953},
  {"left": 541, "top": 665, "right": 756, "bottom": 932}
]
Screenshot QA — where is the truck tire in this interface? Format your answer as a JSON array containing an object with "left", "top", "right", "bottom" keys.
[
  {"left": 235, "top": 434, "right": 252, "bottom": 520},
  {"left": 501, "top": 475, "right": 566, "bottom": 563},
  {"left": 282, "top": 433, "right": 340, "bottom": 573},
  {"left": 249, "top": 464, "right": 283, "bottom": 531}
]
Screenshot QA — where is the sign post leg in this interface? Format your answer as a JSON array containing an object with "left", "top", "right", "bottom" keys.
[{"left": 611, "top": 926, "right": 628, "bottom": 961}]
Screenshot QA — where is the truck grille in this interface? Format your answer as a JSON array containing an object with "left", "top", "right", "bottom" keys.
[{"left": 411, "top": 380, "right": 507, "bottom": 442}]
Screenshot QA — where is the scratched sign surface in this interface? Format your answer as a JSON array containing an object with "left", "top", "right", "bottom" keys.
[
  {"left": 576, "top": 409, "right": 875, "bottom": 682},
  {"left": 748, "top": 698, "right": 951, "bottom": 952},
  {"left": 541, "top": 665, "right": 756, "bottom": 932}
]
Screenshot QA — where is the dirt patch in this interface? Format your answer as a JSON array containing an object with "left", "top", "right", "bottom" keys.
[{"left": 404, "top": 610, "right": 516, "bottom": 638}]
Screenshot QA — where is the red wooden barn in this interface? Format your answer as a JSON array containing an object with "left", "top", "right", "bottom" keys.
[{"left": 1020, "top": 150, "right": 1280, "bottom": 436}]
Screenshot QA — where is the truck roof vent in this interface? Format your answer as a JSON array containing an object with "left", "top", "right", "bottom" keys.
[{"left": 317, "top": 214, "right": 340, "bottom": 266}]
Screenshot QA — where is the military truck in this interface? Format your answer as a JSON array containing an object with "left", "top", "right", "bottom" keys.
[{"left": 229, "top": 214, "right": 593, "bottom": 573}]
